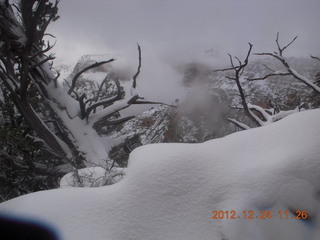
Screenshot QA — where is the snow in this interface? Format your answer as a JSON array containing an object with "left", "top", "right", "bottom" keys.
[
  {"left": 289, "top": 67, "right": 320, "bottom": 93},
  {"left": 247, "top": 103, "right": 301, "bottom": 126},
  {"left": 228, "top": 118, "right": 250, "bottom": 130},
  {"left": 89, "top": 97, "right": 136, "bottom": 125},
  {"left": 44, "top": 81, "right": 114, "bottom": 166},
  {"left": 46, "top": 81, "right": 80, "bottom": 119},
  {"left": 0, "top": 109, "right": 320, "bottom": 240}
]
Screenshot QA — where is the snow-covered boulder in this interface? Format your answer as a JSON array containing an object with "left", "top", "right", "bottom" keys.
[{"left": 0, "top": 109, "right": 319, "bottom": 240}]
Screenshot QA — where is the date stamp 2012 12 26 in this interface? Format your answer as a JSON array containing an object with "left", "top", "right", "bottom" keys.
[{"left": 211, "top": 210, "right": 308, "bottom": 220}]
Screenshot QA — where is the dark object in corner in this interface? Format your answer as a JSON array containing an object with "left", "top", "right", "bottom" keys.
[{"left": 0, "top": 215, "right": 58, "bottom": 240}]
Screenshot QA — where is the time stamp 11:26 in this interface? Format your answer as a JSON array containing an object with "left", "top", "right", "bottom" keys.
[{"left": 211, "top": 210, "right": 309, "bottom": 220}]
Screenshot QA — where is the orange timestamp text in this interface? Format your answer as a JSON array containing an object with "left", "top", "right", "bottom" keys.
[{"left": 211, "top": 210, "right": 308, "bottom": 220}]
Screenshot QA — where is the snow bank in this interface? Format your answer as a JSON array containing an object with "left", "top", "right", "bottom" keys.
[{"left": 0, "top": 109, "right": 320, "bottom": 240}]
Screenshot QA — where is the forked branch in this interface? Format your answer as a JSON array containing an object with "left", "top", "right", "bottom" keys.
[
  {"left": 214, "top": 43, "right": 259, "bottom": 126},
  {"left": 276, "top": 32, "right": 297, "bottom": 56},
  {"left": 67, "top": 58, "right": 115, "bottom": 95},
  {"left": 252, "top": 33, "right": 320, "bottom": 94}
]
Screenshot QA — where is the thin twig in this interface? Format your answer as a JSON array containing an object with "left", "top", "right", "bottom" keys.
[
  {"left": 310, "top": 55, "right": 320, "bottom": 61},
  {"left": 247, "top": 72, "right": 291, "bottom": 81},
  {"left": 132, "top": 44, "right": 141, "bottom": 89}
]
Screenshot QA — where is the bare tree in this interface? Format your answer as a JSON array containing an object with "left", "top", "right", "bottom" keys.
[
  {"left": 215, "top": 42, "right": 301, "bottom": 130},
  {"left": 214, "top": 43, "right": 260, "bottom": 129},
  {"left": 249, "top": 33, "right": 320, "bottom": 94},
  {"left": 0, "top": 0, "right": 157, "bottom": 184}
]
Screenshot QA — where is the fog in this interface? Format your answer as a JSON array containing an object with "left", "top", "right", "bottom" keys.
[{"left": 48, "top": 0, "right": 320, "bottom": 104}]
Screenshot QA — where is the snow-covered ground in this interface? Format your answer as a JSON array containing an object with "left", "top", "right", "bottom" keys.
[{"left": 0, "top": 109, "right": 319, "bottom": 240}]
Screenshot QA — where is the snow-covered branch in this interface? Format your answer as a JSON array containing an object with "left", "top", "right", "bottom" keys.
[
  {"left": 227, "top": 118, "right": 250, "bottom": 130},
  {"left": 85, "top": 78, "right": 122, "bottom": 119},
  {"left": 67, "top": 58, "right": 115, "bottom": 95},
  {"left": 288, "top": 68, "right": 320, "bottom": 93},
  {"left": 0, "top": 0, "right": 166, "bottom": 188},
  {"left": 253, "top": 33, "right": 320, "bottom": 94},
  {"left": 89, "top": 95, "right": 139, "bottom": 127},
  {"left": 247, "top": 103, "right": 300, "bottom": 126},
  {"left": 217, "top": 39, "right": 303, "bottom": 130}
]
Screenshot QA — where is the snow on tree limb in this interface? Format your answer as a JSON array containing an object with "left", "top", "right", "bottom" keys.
[
  {"left": 216, "top": 39, "right": 303, "bottom": 130},
  {"left": 288, "top": 68, "right": 320, "bottom": 93},
  {"left": 0, "top": 0, "right": 164, "bottom": 184},
  {"left": 89, "top": 96, "right": 138, "bottom": 127},
  {"left": 247, "top": 104, "right": 300, "bottom": 126},
  {"left": 227, "top": 118, "right": 250, "bottom": 130},
  {"left": 85, "top": 78, "right": 122, "bottom": 119},
  {"left": 67, "top": 58, "right": 115, "bottom": 95},
  {"left": 252, "top": 33, "right": 320, "bottom": 94}
]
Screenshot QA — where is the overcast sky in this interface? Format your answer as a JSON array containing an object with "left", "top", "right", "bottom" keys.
[{"left": 48, "top": 0, "right": 320, "bottom": 103}]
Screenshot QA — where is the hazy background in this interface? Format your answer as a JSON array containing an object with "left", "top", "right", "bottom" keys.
[{"left": 48, "top": 0, "right": 320, "bottom": 104}]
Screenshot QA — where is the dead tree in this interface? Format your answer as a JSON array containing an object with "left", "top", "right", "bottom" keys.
[
  {"left": 249, "top": 33, "right": 320, "bottom": 94},
  {"left": 214, "top": 43, "right": 260, "bottom": 129},
  {"left": 214, "top": 42, "right": 300, "bottom": 130},
  {"left": 0, "top": 0, "right": 157, "bottom": 179}
]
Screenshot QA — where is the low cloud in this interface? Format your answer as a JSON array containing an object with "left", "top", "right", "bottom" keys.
[{"left": 48, "top": 0, "right": 320, "bottom": 104}]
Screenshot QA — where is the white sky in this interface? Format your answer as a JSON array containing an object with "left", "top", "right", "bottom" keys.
[{"left": 48, "top": 0, "right": 320, "bottom": 103}]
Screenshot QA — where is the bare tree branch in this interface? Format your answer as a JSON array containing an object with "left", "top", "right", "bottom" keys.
[
  {"left": 29, "top": 54, "right": 55, "bottom": 70},
  {"left": 85, "top": 78, "right": 122, "bottom": 118},
  {"left": 132, "top": 100, "right": 171, "bottom": 105},
  {"left": 228, "top": 118, "right": 250, "bottom": 130},
  {"left": 276, "top": 32, "right": 298, "bottom": 56},
  {"left": 247, "top": 72, "right": 291, "bottom": 81},
  {"left": 215, "top": 43, "right": 264, "bottom": 127},
  {"left": 263, "top": 64, "right": 276, "bottom": 72},
  {"left": 94, "top": 73, "right": 111, "bottom": 102},
  {"left": 67, "top": 58, "right": 115, "bottom": 95},
  {"left": 254, "top": 34, "right": 320, "bottom": 94},
  {"left": 310, "top": 55, "right": 320, "bottom": 61},
  {"left": 228, "top": 53, "right": 235, "bottom": 68},
  {"left": 79, "top": 93, "right": 86, "bottom": 119},
  {"left": 213, "top": 67, "right": 235, "bottom": 73},
  {"left": 132, "top": 43, "right": 142, "bottom": 89},
  {"left": 53, "top": 70, "right": 60, "bottom": 88},
  {"left": 29, "top": 41, "right": 56, "bottom": 60},
  {"left": 253, "top": 52, "right": 283, "bottom": 62}
]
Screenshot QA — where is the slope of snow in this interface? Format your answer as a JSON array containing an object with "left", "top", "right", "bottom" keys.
[{"left": 0, "top": 109, "right": 320, "bottom": 240}]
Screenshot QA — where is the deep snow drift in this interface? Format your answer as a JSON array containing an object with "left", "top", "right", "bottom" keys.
[{"left": 0, "top": 109, "right": 320, "bottom": 240}]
